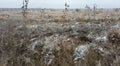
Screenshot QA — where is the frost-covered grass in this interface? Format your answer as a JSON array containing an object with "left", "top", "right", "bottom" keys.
[{"left": 0, "top": 18, "right": 120, "bottom": 66}]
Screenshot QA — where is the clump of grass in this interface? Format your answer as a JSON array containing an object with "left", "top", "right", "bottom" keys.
[
  {"left": 108, "top": 30, "right": 120, "bottom": 44},
  {"left": 75, "top": 17, "right": 95, "bottom": 22},
  {"left": 0, "top": 21, "right": 29, "bottom": 66},
  {"left": 50, "top": 39, "right": 78, "bottom": 66},
  {"left": 75, "top": 17, "right": 89, "bottom": 22},
  {"left": 85, "top": 46, "right": 101, "bottom": 66},
  {"left": 49, "top": 16, "right": 70, "bottom": 22}
]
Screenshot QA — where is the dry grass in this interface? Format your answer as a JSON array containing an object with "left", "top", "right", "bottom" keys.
[
  {"left": 0, "top": 9, "right": 120, "bottom": 66},
  {"left": 0, "top": 9, "right": 120, "bottom": 23}
]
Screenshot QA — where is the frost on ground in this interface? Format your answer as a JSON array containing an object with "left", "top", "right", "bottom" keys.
[
  {"left": 0, "top": 21, "right": 120, "bottom": 66},
  {"left": 73, "top": 44, "right": 90, "bottom": 62}
]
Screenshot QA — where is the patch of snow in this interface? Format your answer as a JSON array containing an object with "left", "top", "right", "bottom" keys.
[
  {"left": 45, "top": 55, "right": 55, "bottom": 66},
  {"left": 30, "top": 38, "right": 37, "bottom": 42},
  {"left": 73, "top": 44, "right": 90, "bottom": 63},
  {"left": 44, "top": 34, "right": 65, "bottom": 50},
  {"left": 31, "top": 41, "right": 38, "bottom": 50},
  {"left": 28, "top": 40, "right": 39, "bottom": 51},
  {"left": 26, "top": 25, "right": 39, "bottom": 28},
  {"left": 87, "top": 32, "right": 95, "bottom": 39},
  {"left": 95, "top": 35, "right": 108, "bottom": 43},
  {"left": 98, "top": 47, "right": 104, "bottom": 52},
  {"left": 43, "top": 47, "right": 55, "bottom": 66},
  {"left": 111, "top": 23, "right": 120, "bottom": 29},
  {"left": 75, "top": 22, "right": 79, "bottom": 25}
]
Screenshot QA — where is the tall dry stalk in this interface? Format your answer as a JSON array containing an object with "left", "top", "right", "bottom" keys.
[
  {"left": 63, "top": 3, "right": 69, "bottom": 22},
  {"left": 21, "top": 0, "right": 29, "bottom": 19},
  {"left": 85, "top": 5, "right": 91, "bottom": 20},
  {"left": 93, "top": 4, "right": 97, "bottom": 20},
  {"left": 40, "top": 8, "right": 45, "bottom": 21}
]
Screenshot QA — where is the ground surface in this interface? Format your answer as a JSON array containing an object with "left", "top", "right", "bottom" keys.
[{"left": 0, "top": 9, "right": 120, "bottom": 66}]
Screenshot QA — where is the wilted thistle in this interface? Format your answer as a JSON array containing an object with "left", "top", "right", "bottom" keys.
[
  {"left": 63, "top": 3, "right": 69, "bottom": 21},
  {"left": 21, "top": 0, "right": 29, "bottom": 19},
  {"left": 40, "top": 8, "right": 45, "bottom": 21},
  {"left": 64, "top": 3, "right": 69, "bottom": 15}
]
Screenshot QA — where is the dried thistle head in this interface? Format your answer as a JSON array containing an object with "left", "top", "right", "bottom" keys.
[{"left": 22, "top": 0, "right": 29, "bottom": 18}]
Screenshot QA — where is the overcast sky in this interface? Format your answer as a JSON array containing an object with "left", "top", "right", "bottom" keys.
[{"left": 0, "top": 0, "right": 120, "bottom": 8}]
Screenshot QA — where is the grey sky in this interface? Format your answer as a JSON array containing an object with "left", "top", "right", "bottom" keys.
[{"left": 0, "top": 0, "right": 120, "bottom": 8}]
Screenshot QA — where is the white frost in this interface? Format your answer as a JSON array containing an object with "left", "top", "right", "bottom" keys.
[
  {"left": 95, "top": 35, "right": 108, "bottom": 43},
  {"left": 73, "top": 44, "right": 90, "bottom": 62}
]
